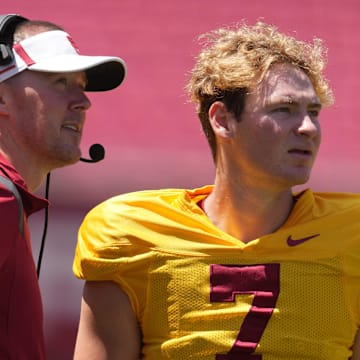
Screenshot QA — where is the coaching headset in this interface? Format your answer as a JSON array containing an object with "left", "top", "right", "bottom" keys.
[{"left": 0, "top": 14, "right": 105, "bottom": 276}]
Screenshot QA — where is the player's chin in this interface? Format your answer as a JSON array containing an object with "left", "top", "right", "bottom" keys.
[
  {"left": 280, "top": 166, "right": 313, "bottom": 187},
  {"left": 290, "top": 170, "right": 312, "bottom": 186}
]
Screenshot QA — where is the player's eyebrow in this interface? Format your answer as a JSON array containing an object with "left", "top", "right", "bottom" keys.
[{"left": 266, "top": 95, "right": 322, "bottom": 108}]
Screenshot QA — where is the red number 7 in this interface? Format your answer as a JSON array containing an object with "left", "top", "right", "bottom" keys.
[{"left": 210, "top": 263, "right": 280, "bottom": 359}]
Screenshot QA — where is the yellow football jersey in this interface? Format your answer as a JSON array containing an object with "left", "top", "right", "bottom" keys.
[{"left": 73, "top": 186, "right": 360, "bottom": 359}]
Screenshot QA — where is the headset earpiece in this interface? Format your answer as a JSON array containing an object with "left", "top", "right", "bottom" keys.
[
  {"left": 0, "top": 43, "right": 13, "bottom": 65},
  {"left": 0, "top": 14, "right": 28, "bottom": 66}
]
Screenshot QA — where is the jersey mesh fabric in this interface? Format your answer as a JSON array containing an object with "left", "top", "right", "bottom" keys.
[{"left": 73, "top": 186, "right": 360, "bottom": 360}]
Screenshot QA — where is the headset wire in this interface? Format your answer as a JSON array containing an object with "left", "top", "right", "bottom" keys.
[{"left": 36, "top": 172, "right": 50, "bottom": 278}]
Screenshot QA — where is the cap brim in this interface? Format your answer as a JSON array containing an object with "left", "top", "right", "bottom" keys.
[
  {"left": 85, "top": 61, "right": 126, "bottom": 92},
  {"left": 29, "top": 54, "right": 126, "bottom": 91}
]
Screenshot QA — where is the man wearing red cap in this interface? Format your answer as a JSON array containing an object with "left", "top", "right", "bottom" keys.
[{"left": 0, "top": 14, "right": 126, "bottom": 359}]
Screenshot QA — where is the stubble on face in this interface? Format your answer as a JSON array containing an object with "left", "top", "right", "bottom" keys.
[{"left": 1, "top": 70, "right": 85, "bottom": 170}]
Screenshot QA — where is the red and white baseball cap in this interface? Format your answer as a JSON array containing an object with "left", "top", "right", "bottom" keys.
[{"left": 0, "top": 29, "right": 126, "bottom": 91}]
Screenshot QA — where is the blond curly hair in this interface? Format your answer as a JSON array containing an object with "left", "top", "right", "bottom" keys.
[{"left": 187, "top": 21, "right": 334, "bottom": 161}]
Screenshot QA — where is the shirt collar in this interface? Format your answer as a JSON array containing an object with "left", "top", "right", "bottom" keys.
[{"left": 0, "top": 155, "right": 49, "bottom": 215}]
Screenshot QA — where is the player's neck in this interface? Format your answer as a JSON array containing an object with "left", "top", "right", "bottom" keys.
[{"left": 203, "top": 181, "right": 294, "bottom": 243}]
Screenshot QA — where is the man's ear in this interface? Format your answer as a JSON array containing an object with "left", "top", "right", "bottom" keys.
[{"left": 208, "top": 101, "right": 233, "bottom": 138}]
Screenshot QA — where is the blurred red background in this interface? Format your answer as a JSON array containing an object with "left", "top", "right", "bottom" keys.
[{"left": 3, "top": 0, "right": 360, "bottom": 358}]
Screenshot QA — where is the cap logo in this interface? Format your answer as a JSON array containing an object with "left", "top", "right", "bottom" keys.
[{"left": 0, "top": 30, "right": 81, "bottom": 81}]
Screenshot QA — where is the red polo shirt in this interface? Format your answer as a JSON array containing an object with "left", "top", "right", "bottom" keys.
[{"left": 0, "top": 155, "right": 48, "bottom": 359}]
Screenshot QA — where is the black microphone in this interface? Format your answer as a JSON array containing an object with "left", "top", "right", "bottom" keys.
[{"left": 80, "top": 143, "right": 105, "bottom": 163}]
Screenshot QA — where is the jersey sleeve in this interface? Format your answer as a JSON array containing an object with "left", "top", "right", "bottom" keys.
[{"left": 72, "top": 195, "right": 154, "bottom": 316}]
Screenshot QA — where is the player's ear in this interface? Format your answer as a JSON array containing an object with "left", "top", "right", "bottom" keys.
[{"left": 209, "top": 101, "right": 233, "bottom": 139}]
